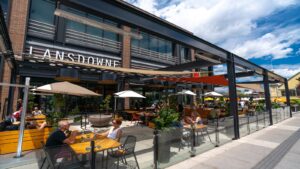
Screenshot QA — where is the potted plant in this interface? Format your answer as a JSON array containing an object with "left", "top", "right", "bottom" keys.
[
  {"left": 153, "top": 107, "right": 180, "bottom": 163},
  {"left": 46, "top": 94, "right": 66, "bottom": 128},
  {"left": 88, "top": 95, "right": 113, "bottom": 127},
  {"left": 100, "top": 95, "right": 112, "bottom": 115}
]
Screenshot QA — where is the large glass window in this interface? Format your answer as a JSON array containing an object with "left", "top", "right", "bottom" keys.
[
  {"left": 180, "top": 46, "right": 190, "bottom": 60},
  {"left": 65, "top": 7, "right": 119, "bottom": 41},
  {"left": 66, "top": 8, "right": 85, "bottom": 32},
  {"left": 86, "top": 14, "right": 103, "bottom": 36},
  {"left": 29, "top": 0, "right": 55, "bottom": 24},
  {"left": 0, "top": 0, "right": 9, "bottom": 22},
  {"left": 103, "top": 19, "right": 118, "bottom": 41},
  {"left": 140, "top": 32, "right": 149, "bottom": 49},
  {"left": 149, "top": 37, "right": 158, "bottom": 52},
  {"left": 131, "top": 29, "right": 173, "bottom": 56}
]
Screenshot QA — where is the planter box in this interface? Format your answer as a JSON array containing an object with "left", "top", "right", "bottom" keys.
[
  {"left": 148, "top": 122, "right": 155, "bottom": 128},
  {"left": 88, "top": 114, "right": 112, "bottom": 127},
  {"left": 0, "top": 128, "right": 53, "bottom": 154}
]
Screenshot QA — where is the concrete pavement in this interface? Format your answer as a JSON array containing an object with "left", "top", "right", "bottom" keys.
[{"left": 167, "top": 113, "right": 300, "bottom": 169}]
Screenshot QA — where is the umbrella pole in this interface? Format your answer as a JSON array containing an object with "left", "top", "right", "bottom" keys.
[
  {"left": 114, "top": 97, "right": 117, "bottom": 118},
  {"left": 15, "top": 77, "right": 30, "bottom": 158}
]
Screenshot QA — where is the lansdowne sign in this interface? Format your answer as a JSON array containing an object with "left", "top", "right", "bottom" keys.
[{"left": 28, "top": 46, "right": 120, "bottom": 67}]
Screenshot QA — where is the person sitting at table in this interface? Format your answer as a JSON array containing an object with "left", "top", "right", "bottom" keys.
[
  {"left": 95, "top": 118, "right": 123, "bottom": 142},
  {"left": 184, "top": 106, "right": 203, "bottom": 125},
  {"left": 45, "top": 120, "right": 78, "bottom": 147},
  {"left": 32, "top": 107, "right": 42, "bottom": 116}
]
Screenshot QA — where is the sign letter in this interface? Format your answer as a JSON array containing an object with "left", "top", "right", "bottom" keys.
[{"left": 43, "top": 49, "right": 51, "bottom": 60}]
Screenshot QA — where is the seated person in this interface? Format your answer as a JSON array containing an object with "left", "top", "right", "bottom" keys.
[
  {"left": 95, "top": 118, "right": 123, "bottom": 141},
  {"left": 32, "top": 107, "right": 42, "bottom": 116},
  {"left": 26, "top": 108, "right": 47, "bottom": 131},
  {"left": 45, "top": 120, "right": 78, "bottom": 147},
  {"left": 184, "top": 108, "right": 203, "bottom": 125},
  {"left": 12, "top": 107, "right": 22, "bottom": 122}
]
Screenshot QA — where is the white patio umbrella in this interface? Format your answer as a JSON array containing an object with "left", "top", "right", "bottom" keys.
[
  {"left": 33, "top": 81, "right": 100, "bottom": 96},
  {"left": 114, "top": 90, "right": 146, "bottom": 98},
  {"left": 204, "top": 91, "right": 223, "bottom": 97},
  {"left": 33, "top": 81, "right": 101, "bottom": 129},
  {"left": 176, "top": 90, "right": 196, "bottom": 96},
  {"left": 113, "top": 90, "right": 146, "bottom": 113}
]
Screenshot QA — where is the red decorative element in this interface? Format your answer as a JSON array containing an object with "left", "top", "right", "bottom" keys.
[{"left": 157, "top": 75, "right": 230, "bottom": 86}]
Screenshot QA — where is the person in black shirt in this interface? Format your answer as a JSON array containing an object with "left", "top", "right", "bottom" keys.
[{"left": 45, "top": 120, "right": 78, "bottom": 147}]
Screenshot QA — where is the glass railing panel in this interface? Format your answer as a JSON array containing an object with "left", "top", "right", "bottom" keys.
[
  {"left": 248, "top": 113, "right": 258, "bottom": 133},
  {"left": 272, "top": 108, "right": 278, "bottom": 124},
  {"left": 257, "top": 111, "right": 267, "bottom": 130},
  {"left": 193, "top": 120, "right": 216, "bottom": 154},
  {"left": 129, "top": 128, "right": 154, "bottom": 169},
  {"left": 218, "top": 115, "right": 234, "bottom": 145},
  {"left": 285, "top": 106, "right": 291, "bottom": 119},
  {"left": 239, "top": 114, "right": 249, "bottom": 137},
  {"left": 157, "top": 127, "right": 192, "bottom": 169}
]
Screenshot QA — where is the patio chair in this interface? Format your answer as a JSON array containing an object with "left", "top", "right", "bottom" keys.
[
  {"left": 108, "top": 135, "right": 140, "bottom": 169},
  {"left": 40, "top": 142, "right": 47, "bottom": 169},
  {"left": 131, "top": 113, "right": 142, "bottom": 126},
  {"left": 43, "top": 144, "right": 87, "bottom": 169}
]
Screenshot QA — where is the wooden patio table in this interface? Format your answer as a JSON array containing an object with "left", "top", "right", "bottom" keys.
[
  {"left": 71, "top": 137, "right": 121, "bottom": 154},
  {"left": 71, "top": 133, "right": 121, "bottom": 169},
  {"left": 184, "top": 124, "right": 213, "bottom": 144}
]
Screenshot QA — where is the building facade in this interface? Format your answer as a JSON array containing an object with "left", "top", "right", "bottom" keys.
[
  {"left": 0, "top": 2, "right": 16, "bottom": 120},
  {"left": 1, "top": 0, "right": 289, "bottom": 119}
]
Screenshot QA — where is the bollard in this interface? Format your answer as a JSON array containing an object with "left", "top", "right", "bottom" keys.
[
  {"left": 247, "top": 114, "right": 250, "bottom": 134},
  {"left": 91, "top": 140, "right": 95, "bottom": 169},
  {"left": 190, "top": 124, "right": 196, "bottom": 157},
  {"left": 256, "top": 112, "right": 259, "bottom": 131},
  {"left": 215, "top": 116, "right": 220, "bottom": 147},
  {"left": 153, "top": 129, "right": 159, "bottom": 169}
]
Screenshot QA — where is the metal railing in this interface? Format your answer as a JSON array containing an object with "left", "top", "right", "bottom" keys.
[
  {"left": 65, "top": 29, "right": 121, "bottom": 53},
  {"left": 27, "top": 19, "right": 55, "bottom": 40},
  {"left": 131, "top": 45, "right": 178, "bottom": 65}
]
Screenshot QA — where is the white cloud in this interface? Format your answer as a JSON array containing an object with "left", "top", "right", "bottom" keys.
[
  {"left": 232, "top": 27, "right": 300, "bottom": 59},
  {"left": 128, "top": 0, "right": 296, "bottom": 43},
  {"left": 130, "top": 0, "right": 158, "bottom": 14},
  {"left": 262, "top": 64, "right": 300, "bottom": 78},
  {"left": 126, "top": 0, "right": 299, "bottom": 60}
]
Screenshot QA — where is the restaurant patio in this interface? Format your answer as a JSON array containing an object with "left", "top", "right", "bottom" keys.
[{"left": 0, "top": 54, "right": 293, "bottom": 169}]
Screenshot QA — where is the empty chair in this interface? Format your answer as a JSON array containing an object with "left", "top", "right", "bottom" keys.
[
  {"left": 108, "top": 135, "right": 140, "bottom": 169},
  {"left": 43, "top": 144, "right": 86, "bottom": 169}
]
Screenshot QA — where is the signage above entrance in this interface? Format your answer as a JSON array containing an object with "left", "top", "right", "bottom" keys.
[{"left": 28, "top": 46, "right": 120, "bottom": 68}]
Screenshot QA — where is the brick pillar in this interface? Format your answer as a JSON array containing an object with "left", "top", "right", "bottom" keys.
[
  {"left": 121, "top": 26, "right": 131, "bottom": 109},
  {"left": 12, "top": 75, "right": 21, "bottom": 112},
  {"left": 0, "top": 61, "right": 12, "bottom": 119},
  {"left": 8, "top": 0, "right": 29, "bottom": 57},
  {"left": 5, "top": 0, "right": 30, "bottom": 115}
]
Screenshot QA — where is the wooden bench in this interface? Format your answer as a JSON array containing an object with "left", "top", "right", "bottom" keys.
[{"left": 0, "top": 127, "right": 53, "bottom": 155}]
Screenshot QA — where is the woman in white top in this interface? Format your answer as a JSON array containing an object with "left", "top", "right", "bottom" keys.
[{"left": 96, "top": 119, "right": 123, "bottom": 141}]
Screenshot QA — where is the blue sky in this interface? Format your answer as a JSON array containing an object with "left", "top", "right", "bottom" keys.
[{"left": 126, "top": 0, "right": 300, "bottom": 78}]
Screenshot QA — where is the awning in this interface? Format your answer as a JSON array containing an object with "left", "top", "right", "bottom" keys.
[
  {"left": 158, "top": 75, "right": 229, "bottom": 86},
  {"left": 55, "top": 59, "right": 195, "bottom": 76}
]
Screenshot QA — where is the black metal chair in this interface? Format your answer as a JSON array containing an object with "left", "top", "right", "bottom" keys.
[
  {"left": 43, "top": 144, "right": 87, "bottom": 169},
  {"left": 108, "top": 135, "right": 140, "bottom": 169},
  {"left": 40, "top": 142, "right": 47, "bottom": 169}
]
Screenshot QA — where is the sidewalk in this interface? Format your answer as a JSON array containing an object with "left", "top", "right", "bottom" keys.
[{"left": 167, "top": 113, "right": 300, "bottom": 169}]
